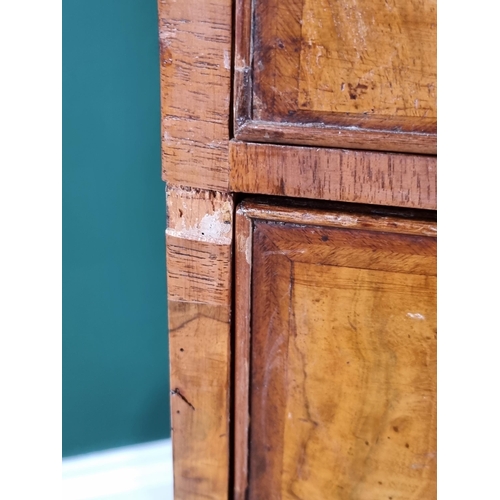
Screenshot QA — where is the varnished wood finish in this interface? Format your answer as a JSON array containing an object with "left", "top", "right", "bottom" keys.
[
  {"left": 240, "top": 200, "right": 437, "bottom": 237},
  {"left": 235, "top": 120, "right": 436, "bottom": 154},
  {"left": 234, "top": 208, "right": 253, "bottom": 500},
  {"left": 298, "top": 0, "right": 437, "bottom": 119},
  {"left": 234, "top": 0, "right": 437, "bottom": 154},
  {"left": 166, "top": 187, "right": 233, "bottom": 499},
  {"left": 235, "top": 201, "right": 437, "bottom": 500},
  {"left": 158, "top": 0, "right": 232, "bottom": 191},
  {"left": 158, "top": 0, "right": 437, "bottom": 494},
  {"left": 234, "top": 0, "right": 253, "bottom": 127},
  {"left": 230, "top": 141, "right": 437, "bottom": 210}
]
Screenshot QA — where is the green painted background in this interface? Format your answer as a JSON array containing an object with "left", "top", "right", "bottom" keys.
[{"left": 63, "top": 0, "right": 169, "bottom": 457}]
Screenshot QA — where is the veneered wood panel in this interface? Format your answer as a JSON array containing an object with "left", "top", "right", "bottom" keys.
[
  {"left": 252, "top": 0, "right": 304, "bottom": 117},
  {"left": 235, "top": 201, "right": 436, "bottom": 500},
  {"left": 166, "top": 187, "right": 233, "bottom": 499},
  {"left": 158, "top": 0, "right": 232, "bottom": 191},
  {"left": 234, "top": 0, "right": 437, "bottom": 153},
  {"left": 257, "top": 222, "right": 436, "bottom": 276},
  {"left": 276, "top": 263, "right": 436, "bottom": 500},
  {"left": 230, "top": 141, "right": 437, "bottom": 210},
  {"left": 249, "top": 227, "right": 295, "bottom": 498},
  {"left": 299, "top": 0, "right": 436, "bottom": 118}
]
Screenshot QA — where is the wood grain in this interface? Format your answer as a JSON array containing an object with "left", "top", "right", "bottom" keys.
[
  {"left": 299, "top": 0, "right": 437, "bottom": 119},
  {"left": 233, "top": 208, "right": 253, "bottom": 500},
  {"left": 234, "top": 0, "right": 437, "bottom": 154},
  {"left": 249, "top": 226, "right": 294, "bottom": 498},
  {"left": 276, "top": 262, "right": 436, "bottom": 500},
  {"left": 235, "top": 119, "right": 436, "bottom": 155},
  {"left": 235, "top": 200, "right": 437, "bottom": 499},
  {"left": 238, "top": 201, "right": 437, "bottom": 237},
  {"left": 230, "top": 141, "right": 437, "bottom": 210},
  {"left": 158, "top": 0, "right": 232, "bottom": 191},
  {"left": 234, "top": 0, "right": 253, "bottom": 126},
  {"left": 252, "top": 0, "right": 304, "bottom": 118},
  {"left": 257, "top": 222, "right": 436, "bottom": 276},
  {"left": 166, "top": 187, "right": 233, "bottom": 499}
]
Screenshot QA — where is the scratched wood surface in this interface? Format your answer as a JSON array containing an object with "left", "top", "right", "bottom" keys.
[
  {"left": 230, "top": 141, "right": 437, "bottom": 210},
  {"left": 234, "top": 0, "right": 437, "bottom": 153},
  {"left": 158, "top": 0, "right": 232, "bottom": 191},
  {"left": 299, "top": 0, "right": 437, "bottom": 119},
  {"left": 235, "top": 201, "right": 436, "bottom": 500},
  {"left": 166, "top": 187, "right": 233, "bottom": 499}
]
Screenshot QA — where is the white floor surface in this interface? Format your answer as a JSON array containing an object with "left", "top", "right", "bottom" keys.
[{"left": 62, "top": 439, "right": 174, "bottom": 500}]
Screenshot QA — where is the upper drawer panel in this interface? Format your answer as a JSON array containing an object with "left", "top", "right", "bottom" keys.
[{"left": 234, "top": 0, "right": 437, "bottom": 154}]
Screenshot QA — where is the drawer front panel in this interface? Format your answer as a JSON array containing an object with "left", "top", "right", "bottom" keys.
[
  {"left": 235, "top": 0, "right": 437, "bottom": 153},
  {"left": 235, "top": 201, "right": 437, "bottom": 500}
]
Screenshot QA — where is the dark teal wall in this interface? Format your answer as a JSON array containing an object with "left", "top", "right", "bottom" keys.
[{"left": 63, "top": 0, "right": 169, "bottom": 457}]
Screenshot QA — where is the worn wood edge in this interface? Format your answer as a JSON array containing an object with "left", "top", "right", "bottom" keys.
[
  {"left": 237, "top": 200, "right": 437, "bottom": 237},
  {"left": 166, "top": 185, "right": 233, "bottom": 246},
  {"left": 235, "top": 119, "right": 437, "bottom": 155},
  {"left": 230, "top": 141, "right": 437, "bottom": 210},
  {"left": 233, "top": 207, "right": 253, "bottom": 500},
  {"left": 281, "top": 110, "right": 436, "bottom": 133},
  {"left": 234, "top": 0, "right": 253, "bottom": 129},
  {"left": 166, "top": 186, "right": 234, "bottom": 499},
  {"left": 158, "top": 0, "right": 232, "bottom": 192}
]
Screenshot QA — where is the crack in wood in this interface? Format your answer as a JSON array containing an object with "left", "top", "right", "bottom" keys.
[{"left": 171, "top": 388, "right": 196, "bottom": 410}]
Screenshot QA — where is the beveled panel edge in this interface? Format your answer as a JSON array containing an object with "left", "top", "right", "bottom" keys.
[
  {"left": 233, "top": 207, "right": 253, "bottom": 500},
  {"left": 236, "top": 199, "right": 437, "bottom": 237},
  {"left": 234, "top": 119, "right": 436, "bottom": 155}
]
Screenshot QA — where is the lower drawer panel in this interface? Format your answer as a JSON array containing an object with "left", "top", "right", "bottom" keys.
[{"left": 234, "top": 200, "right": 437, "bottom": 500}]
